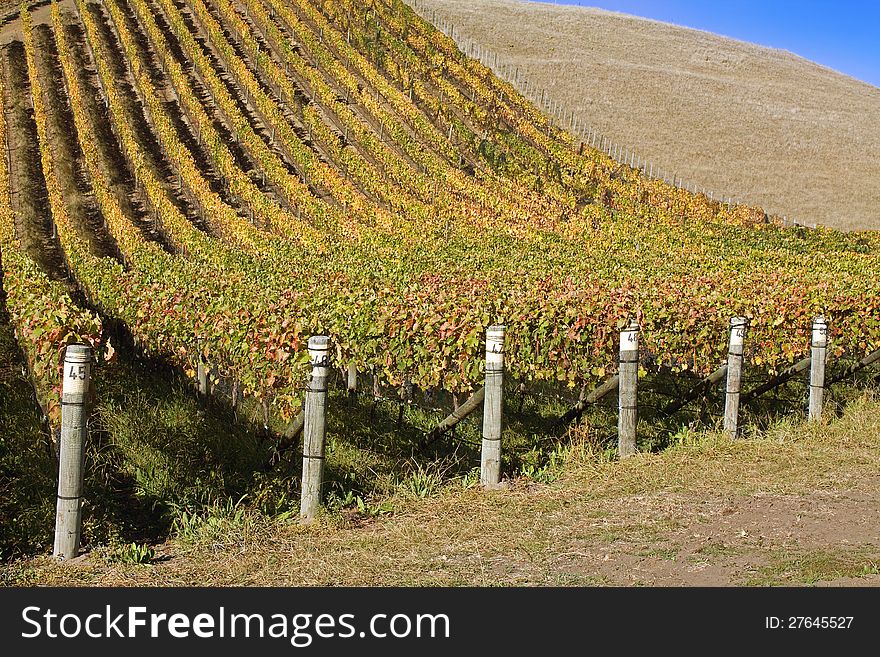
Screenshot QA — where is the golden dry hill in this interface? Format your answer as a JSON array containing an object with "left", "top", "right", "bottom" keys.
[{"left": 415, "top": 0, "right": 880, "bottom": 231}]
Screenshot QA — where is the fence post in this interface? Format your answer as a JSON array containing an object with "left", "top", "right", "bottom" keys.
[
  {"left": 195, "top": 336, "right": 208, "bottom": 397},
  {"left": 300, "top": 335, "right": 331, "bottom": 522},
  {"left": 809, "top": 316, "right": 828, "bottom": 421},
  {"left": 481, "top": 325, "right": 505, "bottom": 487},
  {"left": 346, "top": 362, "right": 357, "bottom": 399},
  {"left": 618, "top": 320, "right": 639, "bottom": 457},
  {"left": 197, "top": 357, "right": 208, "bottom": 398},
  {"left": 724, "top": 317, "right": 748, "bottom": 438},
  {"left": 53, "top": 343, "right": 92, "bottom": 559}
]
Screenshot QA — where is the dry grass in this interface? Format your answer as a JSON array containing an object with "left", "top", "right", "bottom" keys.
[
  {"left": 415, "top": 0, "right": 880, "bottom": 231},
  {"left": 6, "top": 392, "right": 880, "bottom": 587}
]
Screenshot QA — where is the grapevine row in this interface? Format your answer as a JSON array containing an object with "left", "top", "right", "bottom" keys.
[
  {"left": 35, "top": 5, "right": 320, "bottom": 419},
  {"left": 0, "top": 70, "right": 102, "bottom": 425},
  {"left": 8, "top": 1, "right": 880, "bottom": 411}
]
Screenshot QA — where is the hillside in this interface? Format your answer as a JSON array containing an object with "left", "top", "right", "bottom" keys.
[{"left": 414, "top": 0, "right": 880, "bottom": 231}]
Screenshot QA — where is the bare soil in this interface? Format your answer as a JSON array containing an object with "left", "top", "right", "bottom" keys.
[{"left": 414, "top": 0, "right": 880, "bottom": 231}]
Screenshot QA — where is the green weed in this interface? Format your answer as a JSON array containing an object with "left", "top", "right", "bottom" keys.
[{"left": 106, "top": 541, "right": 155, "bottom": 565}]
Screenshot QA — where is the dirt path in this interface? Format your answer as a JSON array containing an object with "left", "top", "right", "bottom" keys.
[{"left": 544, "top": 482, "right": 880, "bottom": 586}]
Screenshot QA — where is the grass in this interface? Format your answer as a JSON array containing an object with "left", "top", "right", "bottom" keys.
[
  {"left": 78, "top": 355, "right": 277, "bottom": 549},
  {"left": 638, "top": 547, "right": 678, "bottom": 561},
  {"left": 694, "top": 543, "right": 741, "bottom": 559},
  {"left": 0, "top": 311, "right": 55, "bottom": 560},
  {"left": 744, "top": 549, "right": 880, "bottom": 586},
  {"left": 2, "top": 319, "right": 878, "bottom": 585},
  {"left": 0, "top": 341, "right": 285, "bottom": 559},
  {"left": 3, "top": 374, "right": 879, "bottom": 586}
]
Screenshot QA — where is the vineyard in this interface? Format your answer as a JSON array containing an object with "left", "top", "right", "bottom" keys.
[{"left": 1, "top": 0, "right": 879, "bottom": 561}]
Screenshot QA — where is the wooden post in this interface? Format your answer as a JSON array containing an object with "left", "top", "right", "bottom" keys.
[
  {"left": 197, "top": 355, "right": 208, "bottom": 398},
  {"left": 422, "top": 387, "right": 484, "bottom": 446},
  {"left": 809, "top": 316, "right": 828, "bottom": 421},
  {"left": 346, "top": 362, "right": 357, "bottom": 399},
  {"left": 827, "top": 347, "right": 880, "bottom": 386},
  {"left": 554, "top": 373, "right": 620, "bottom": 429},
  {"left": 724, "top": 316, "right": 748, "bottom": 438},
  {"left": 480, "top": 325, "right": 505, "bottom": 487},
  {"left": 618, "top": 320, "right": 639, "bottom": 457},
  {"left": 741, "top": 355, "right": 812, "bottom": 405},
  {"left": 54, "top": 344, "right": 92, "bottom": 559},
  {"left": 300, "top": 335, "right": 330, "bottom": 522}
]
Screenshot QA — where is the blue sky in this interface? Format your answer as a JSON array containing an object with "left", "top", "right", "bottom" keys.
[{"left": 532, "top": 1, "right": 880, "bottom": 87}]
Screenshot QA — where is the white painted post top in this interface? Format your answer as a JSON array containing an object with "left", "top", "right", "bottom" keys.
[
  {"left": 812, "top": 316, "right": 828, "bottom": 347},
  {"left": 729, "top": 316, "right": 748, "bottom": 347},
  {"left": 63, "top": 344, "right": 92, "bottom": 397},
  {"left": 308, "top": 335, "right": 331, "bottom": 367},
  {"left": 620, "top": 320, "right": 640, "bottom": 353},
  {"left": 486, "top": 325, "right": 506, "bottom": 367},
  {"left": 64, "top": 343, "right": 92, "bottom": 363}
]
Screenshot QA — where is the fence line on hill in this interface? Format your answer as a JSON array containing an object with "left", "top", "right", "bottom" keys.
[
  {"left": 210, "top": 314, "right": 872, "bottom": 506},
  {"left": 51, "top": 306, "right": 880, "bottom": 557},
  {"left": 408, "top": 0, "right": 819, "bottom": 230}
]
